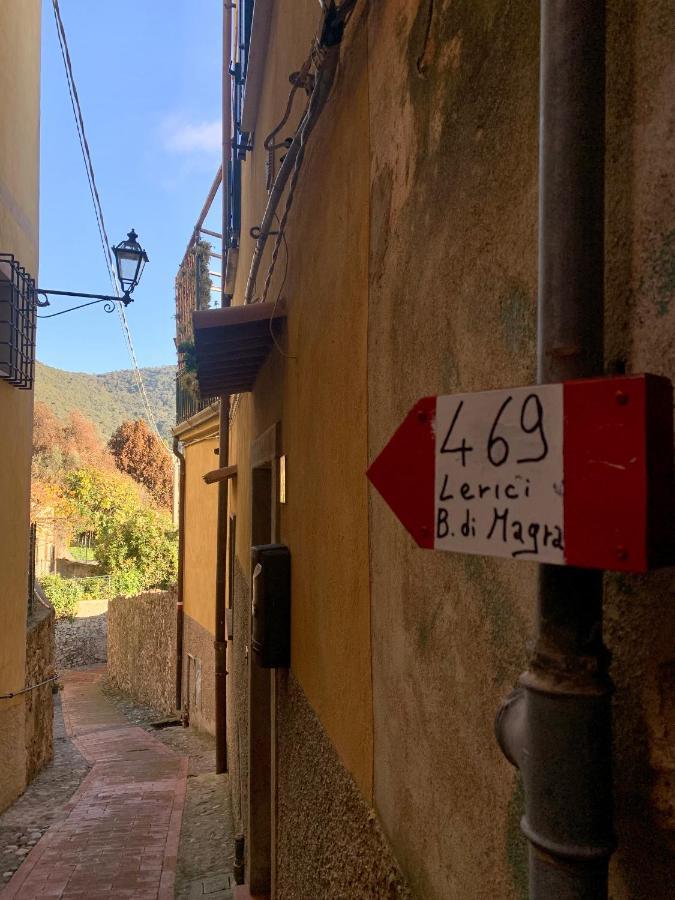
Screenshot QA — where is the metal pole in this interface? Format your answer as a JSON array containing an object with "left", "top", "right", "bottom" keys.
[
  {"left": 214, "top": 0, "right": 232, "bottom": 776},
  {"left": 222, "top": 0, "right": 232, "bottom": 307},
  {"left": 496, "top": 3, "right": 614, "bottom": 897},
  {"left": 172, "top": 439, "right": 186, "bottom": 712},
  {"left": 215, "top": 399, "right": 229, "bottom": 773}
]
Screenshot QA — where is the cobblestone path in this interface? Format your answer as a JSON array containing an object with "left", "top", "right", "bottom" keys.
[{"left": 2, "top": 667, "right": 187, "bottom": 899}]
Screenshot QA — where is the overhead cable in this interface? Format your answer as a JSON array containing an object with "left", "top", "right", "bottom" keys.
[{"left": 51, "top": 0, "right": 165, "bottom": 447}]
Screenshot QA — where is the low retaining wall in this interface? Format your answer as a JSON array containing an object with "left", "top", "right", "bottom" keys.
[
  {"left": 107, "top": 588, "right": 177, "bottom": 715},
  {"left": 25, "top": 600, "right": 55, "bottom": 783}
]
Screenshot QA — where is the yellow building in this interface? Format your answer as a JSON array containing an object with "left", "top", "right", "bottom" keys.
[
  {"left": 175, "top": 2, "right": 675, "bottom": 898},
  {"left": 173, "top": 403, "right": 221, "bottom": 734},
  {"left": 0, "top": 0, "right": 47, "bottom": 813}
]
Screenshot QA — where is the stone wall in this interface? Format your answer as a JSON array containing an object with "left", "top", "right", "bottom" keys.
[
  {"left": 25, "top": 600, "right": 55, "bottom": 784},
  {"left": 55, "top": 610, "right": 107, "bottom": 670},
  {"left": 107, "top": 589, "right": 177, "bottom": 715},
  {"left": 55, "top": 558, "right": 102, "bottom": 579}
]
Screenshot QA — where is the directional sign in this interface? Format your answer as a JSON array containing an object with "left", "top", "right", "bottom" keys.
[{"left": 367, "top": 375, "right": 673, "bottom": 573}]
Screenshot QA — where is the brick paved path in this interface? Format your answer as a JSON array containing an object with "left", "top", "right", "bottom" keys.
[{"left": 2, "top": 667, "right": 187, "bottom": 900}]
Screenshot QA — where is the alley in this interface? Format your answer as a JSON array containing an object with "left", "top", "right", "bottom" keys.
[
  {"left": 3, "top": 668, "right": 184, "bottom": 899},
  {"left": 1, "top": 668, "right": 235, "bottom": 900}
]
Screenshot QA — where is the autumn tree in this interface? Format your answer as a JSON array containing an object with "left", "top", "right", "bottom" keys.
[
  {"left": 33, "top": 402, "right": 63, "bottom": 455},
  {"left": 108, "top": 419, "right": 173, "bottom": 509},
  {"left": 32, "top": 403, "right": 114, "bottom": 491},
  {"left": 64, "top": 410, "right": 115, "bottom": 471}
]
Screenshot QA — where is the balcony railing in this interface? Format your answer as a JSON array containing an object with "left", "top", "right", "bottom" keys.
[{"left": 176, "top": 366, "right": 211, "bottom": 425}]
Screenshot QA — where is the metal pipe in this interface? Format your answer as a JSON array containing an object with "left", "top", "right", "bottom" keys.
[
  {"left": 179, "top": 166, "right": 223, "bottom": 271},
  {"left": 496, "top": 3, "right": 613, "bottom": 897},
  {"left": 222, "top": 0, "right": 232, "bottom": 307},
  {"left": 215, "top": 398, "right": 229, "bottom": 774},
  {"left": 213, "top": 0, "right": 233, "bottom": 776},
  {"left": 172, "top": 438, "right": 186, "bottom": 712},
  {"left": 201, "top": 228, "right": 223, "bottom": 240}
]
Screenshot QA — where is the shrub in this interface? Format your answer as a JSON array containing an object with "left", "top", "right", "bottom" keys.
[
  {"left": 62, "top": 467, "right": 178, "bottom": 592},
  {"left": 40, "top": 574, "right": 83, "bottom": 619}
]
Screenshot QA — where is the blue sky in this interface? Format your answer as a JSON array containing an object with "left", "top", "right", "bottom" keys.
[{"left": 38, "top": 0, "right": 223, "bottom": 373}]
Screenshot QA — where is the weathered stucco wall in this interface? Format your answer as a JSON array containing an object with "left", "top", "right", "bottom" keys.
[
  {"left": 604, "top": 3, "right": 675, "bottom": 897},
  {"left": 24, "top": 602, "right": 55, "bottom": 784},
  {"left": 107, "top": 590, "right": 177, "bottom": 715},
  {"left": 219, "top": 1, "right": 673, "bottom": 896},
  {"left": 231, "top": 0, "right": 373, "bottom": 803},
  {"left": 367, "top": 1, "right": 675, "bottom": 898},
  {"left": 0, "top": 0, "right": 40, "bottom": 814},
  {"left": 368, "top": 3, "right": 537, "bottom": 897},
  {"left": 182, "top": 419, "right": 220, "bottom": 635}
]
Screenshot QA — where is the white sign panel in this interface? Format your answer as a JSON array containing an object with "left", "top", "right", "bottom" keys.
[{"left": 434, "top": 384, "right": 564, "bottom": 563}]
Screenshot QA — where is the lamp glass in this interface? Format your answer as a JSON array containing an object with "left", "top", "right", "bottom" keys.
[{"left": 113, "top": 230, "right": 148, "bottom": 294}]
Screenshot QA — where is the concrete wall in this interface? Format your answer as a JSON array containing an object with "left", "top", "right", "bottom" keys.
[
  {"left": 24, "top": 602, "right": 55, "bottom": 784},
  {"left": 0, "top": 0, "right": 40, "bottom": 813},
  {"left": 107, "top": 589, "right": 177, "bottom": 715}
]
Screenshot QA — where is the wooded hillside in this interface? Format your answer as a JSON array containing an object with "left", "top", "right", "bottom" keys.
[{"left": 35, "top": 361, "right": 175, "bottom": 439}]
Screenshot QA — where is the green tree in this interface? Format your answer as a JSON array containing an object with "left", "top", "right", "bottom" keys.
[{"left": 62, "top": 467, "right": 177, "bottom": 593}]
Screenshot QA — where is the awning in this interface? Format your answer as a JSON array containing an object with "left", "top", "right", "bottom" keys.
[{"left": 193, "top": 301, "right": 286, "bottom": 397}]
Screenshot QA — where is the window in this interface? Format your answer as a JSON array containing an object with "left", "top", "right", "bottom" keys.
[{"left": 0, "top": 254, "right": 36, "bottom": 390}]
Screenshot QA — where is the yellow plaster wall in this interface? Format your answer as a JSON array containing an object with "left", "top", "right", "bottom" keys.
[
  {"left": 230, "top": 0, "right": 373, "bottom": 800},
  {"left": 0, "top": 0, "right": 40, "bottom": 812},
  {"left": 182, "top": 418, "right": 220, "bottom": 635}
]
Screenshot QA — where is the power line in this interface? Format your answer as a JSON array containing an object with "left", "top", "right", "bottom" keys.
[{"left": 51, "top": 0, "right": 165, "bottom": 446}]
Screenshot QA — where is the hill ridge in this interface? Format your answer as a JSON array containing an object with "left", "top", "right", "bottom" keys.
[{"left": 35, "top": 360, "right": 176, "bottom": 440}]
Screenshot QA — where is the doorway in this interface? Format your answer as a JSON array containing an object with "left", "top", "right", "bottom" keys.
[{"left": 248, "top": 423, "right": 281, "bottom": 896}]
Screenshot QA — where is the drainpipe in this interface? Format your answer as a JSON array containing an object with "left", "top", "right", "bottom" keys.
[
  {"left": 172, "top": 438, "right": 186, "bottom": 712},
  {"left": 495, "top": 3, "right": 614, "bottom": 898},
  {"left": 215, "top": 0, "right": 232, "bottom": 776}
]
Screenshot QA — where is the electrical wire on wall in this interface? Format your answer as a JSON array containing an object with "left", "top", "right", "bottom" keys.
[
  {"left": 227, "top": 0, "right": 357, "bottom": 427},
  {"left": 248, "top": 0, "right": 358, "bottom": 304},
  {"left": 51, "top": 0, "right": 166, "bottom": 448}
]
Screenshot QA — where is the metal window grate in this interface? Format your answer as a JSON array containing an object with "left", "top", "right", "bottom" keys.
[{"left": 0, "top": 254, "right": 36, "bottom": 390}]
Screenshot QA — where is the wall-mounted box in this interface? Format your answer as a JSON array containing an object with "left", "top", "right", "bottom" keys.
[{"left": 251, "top": 544, "right": 290, "bottom": 668}]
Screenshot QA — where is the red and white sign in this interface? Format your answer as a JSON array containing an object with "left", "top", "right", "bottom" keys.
[{"left": 367, "top": 375, "right": 673, "bottom": 573}]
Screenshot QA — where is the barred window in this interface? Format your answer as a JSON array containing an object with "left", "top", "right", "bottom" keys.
[{"left": 0, "top": 254, "right": 36, "bottom": 390}]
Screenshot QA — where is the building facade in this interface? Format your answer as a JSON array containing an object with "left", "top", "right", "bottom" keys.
[
  {"left": 0, "top": 0, "right": 46, "bottom": 813},
  {"left": 174, "top": 2, "right": 675, "bottom": 897},
  {"left": 174, "top": 404, "right": 221, "bottom": 734}
]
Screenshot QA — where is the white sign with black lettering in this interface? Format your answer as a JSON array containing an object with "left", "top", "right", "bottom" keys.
[{"left": 434, "top": 384, "right": 564, "bottom": 563}]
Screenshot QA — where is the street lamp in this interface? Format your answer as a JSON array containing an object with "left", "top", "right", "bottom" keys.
[
  {"left": 112, "top": 229, "right": 149, "bottom": 298},
  {"left": 33, "top": 229, "right": 150, "bottom": 318}
]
